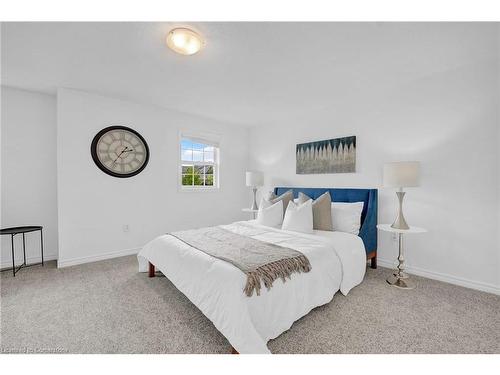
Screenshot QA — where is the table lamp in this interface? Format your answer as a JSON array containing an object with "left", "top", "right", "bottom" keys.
[
  {"left": 383, "top": 161, "right": 420, "bottom": 230},
  {"left": 246, "top": 171, "right": 264, "bottom": 210}
]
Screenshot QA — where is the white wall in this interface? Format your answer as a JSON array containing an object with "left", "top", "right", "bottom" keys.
[
  {"left": 1, "top": 86, "right": 58, "bottom": 267},
  {"left": 248, "top": 59, "right": 500, "bottom": 294},
  {"left": 497, "top": 25, "right": 500, "bottom": 289},
  {"left": 57, "top": 88, "right": 249, "bottom": 267}
]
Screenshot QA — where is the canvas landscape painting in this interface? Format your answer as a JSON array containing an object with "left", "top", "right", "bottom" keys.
[{"left": 296, "top": 136, "right": 356, "bottom": 174}]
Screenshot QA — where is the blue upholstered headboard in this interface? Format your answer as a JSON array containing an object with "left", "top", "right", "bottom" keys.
[{"left": 274, "top": 187, "right": 378, "bottom": 255}]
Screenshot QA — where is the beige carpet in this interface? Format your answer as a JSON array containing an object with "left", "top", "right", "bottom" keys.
[{"left": 1, "top": 255, "right": 499, "bottom": 354}]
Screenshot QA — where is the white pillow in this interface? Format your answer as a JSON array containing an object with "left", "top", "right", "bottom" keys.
[
  {"left": 282, "top": 200, "right": 314, "bottom": 234},
  {"left": 331, "top": 202, "right": 364, "bottom": 235},
  {"left": 257, "top": 199, "right": 283, "bottom": 227}
]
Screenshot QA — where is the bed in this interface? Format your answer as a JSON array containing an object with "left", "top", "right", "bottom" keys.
[{"left": 137, "top": 187, "right": 378, "bottom": 354}]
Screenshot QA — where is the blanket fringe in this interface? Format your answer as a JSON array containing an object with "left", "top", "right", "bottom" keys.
[{"left": 243, "top": 255, "right": 312, "bottom": 297}]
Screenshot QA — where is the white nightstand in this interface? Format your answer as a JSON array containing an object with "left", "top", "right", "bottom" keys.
[
  {"left": 377, "top": 224, "right": 427, "bottom": 289},
  {"left": 242, "top": 208, "right": 258, "bottom": 219}
]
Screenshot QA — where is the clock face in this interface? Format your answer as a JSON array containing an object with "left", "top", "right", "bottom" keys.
[{"left": 91, "top": 126, "right": 150, "bottom": 178}]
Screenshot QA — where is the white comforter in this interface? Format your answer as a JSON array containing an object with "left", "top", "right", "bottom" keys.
[{"left": 137, "top": 221, "right": 366, "bottom": 354}]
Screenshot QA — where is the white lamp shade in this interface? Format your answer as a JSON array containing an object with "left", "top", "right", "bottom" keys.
[
  {"left": 246, "top": 171, "right": 264, "bottom": 187},
  {"left": 383, "top": 162, "right": 420, "bottom": 188}
]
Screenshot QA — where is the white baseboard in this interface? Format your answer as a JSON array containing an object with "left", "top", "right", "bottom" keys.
[
  {"left": 57, "top": 247, "right": 140, "bottom": 268},
  {"left": 7, "top": 249, "right": 498, "bottom": 296},
  {"left": 0, "top": 254, "right": 58, "bottom": 270},
  {"left": 377, "top": 258, "right": 500, "bottom": 296}
]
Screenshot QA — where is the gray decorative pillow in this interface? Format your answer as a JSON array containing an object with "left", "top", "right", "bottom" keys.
[
  {"left": 298, "top": 191, "right": 333, "bottom": 231},
  {"left": 267, "top": 190, "right": 293, "bottom": 215},
  {"left": 266, "top": 191, "right": 277, "bottom": 200}
]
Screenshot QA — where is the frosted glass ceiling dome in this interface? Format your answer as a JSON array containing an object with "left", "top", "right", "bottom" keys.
[{"left": 166, "top": 27, "right": 204, "bottom": 56}]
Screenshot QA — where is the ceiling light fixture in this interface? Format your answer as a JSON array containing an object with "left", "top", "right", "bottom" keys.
[{"left": 166, "top": 27, "right": 204, "bottom": 56}]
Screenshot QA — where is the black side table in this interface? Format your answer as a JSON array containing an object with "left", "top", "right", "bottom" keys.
[{"left": 0, "top": 226, "right": 44, "bottom": 276}]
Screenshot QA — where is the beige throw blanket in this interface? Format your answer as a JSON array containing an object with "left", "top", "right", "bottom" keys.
[{"left": 170, "top": 226, "right": 311, "bottom": 296}]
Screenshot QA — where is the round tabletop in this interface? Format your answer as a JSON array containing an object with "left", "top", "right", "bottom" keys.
[
  {"left": 0, "top": 226, "right": 43, "bottom": 235},
  {"left": 377, "top": 224, "right": 427, "bottom": 234}
]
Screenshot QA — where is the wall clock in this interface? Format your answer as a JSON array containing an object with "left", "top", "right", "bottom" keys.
[{"left": 90, "top": 126, "right": 150, "bottom": 178}]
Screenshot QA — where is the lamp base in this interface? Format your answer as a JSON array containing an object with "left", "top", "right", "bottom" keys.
[
  {"left": 391, "top": 191, "right": 410, "bottom": 230},
  {"left": 250, "top": 187, "right": 258, "bottom": 210}
]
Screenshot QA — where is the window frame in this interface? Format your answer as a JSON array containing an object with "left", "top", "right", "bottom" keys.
[{"left": 178, "top": 130, "right": 220, "bottom": 192}]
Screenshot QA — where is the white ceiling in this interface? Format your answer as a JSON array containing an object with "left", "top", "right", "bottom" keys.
[{"left": 1, "top": 22, "right": 498, "bottom": 127}]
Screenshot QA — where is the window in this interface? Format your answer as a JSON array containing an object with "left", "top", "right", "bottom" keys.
[{"left": 179, "top": 134, "right": 219, "bottom": 190}]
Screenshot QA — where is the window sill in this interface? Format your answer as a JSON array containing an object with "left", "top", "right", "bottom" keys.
[{"left": 178, "top": 186, "right": 220, "bottom": 193}]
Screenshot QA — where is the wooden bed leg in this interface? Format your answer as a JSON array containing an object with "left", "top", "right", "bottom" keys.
[
  {"left": 371, "top": 255, "right": 377, "bottom": 269},
  {"left": 148, "top": 262, "right": 155, "bottom": 277},
  {"left": 230, "top": 346, "right": 239, "bottom": 354}
]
